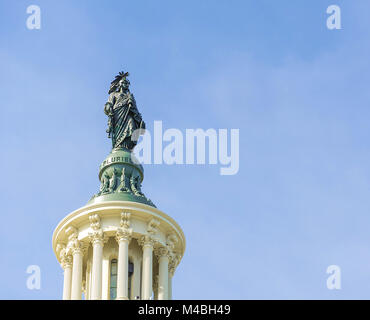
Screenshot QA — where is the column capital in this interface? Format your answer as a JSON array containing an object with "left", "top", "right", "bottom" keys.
[
  {"left": 115, "top": 226, "right": 132, "bottom": 243},
  {"left": 138, "top": 235, "right": 156, "bottom": 249},
  {"left": 68, "top": 236, "right": 89, "bottom": 256},
  {"left": 154, "top": 246, "right": 170, "bottom": 260},
  {"left": 56, "top": 242, "right": 66, "bottom": 257},
  {"left": 89, "top": 213, "right": 107, "bottom": 246},
  {"left": 70, "top": 239, "right": 84, "bottom": 255},
  {"left": 116, "top": 212, "right": 133, "bottom": 243},
  {"left": 61, "top": 252, "right": 73, "bottom": 269},
  {"left": 89, "top": 229, "right": 106, "bottom": 246},
  {"left": 65, "top": 226, "right": 85, "bottom": 256},
  {"left": 57, "top": 243, "right": 70, "bottom": 269}
]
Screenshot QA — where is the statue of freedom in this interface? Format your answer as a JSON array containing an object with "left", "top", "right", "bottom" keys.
[{"left": 104, "top": 71, "right": 146, "bottom": 150}]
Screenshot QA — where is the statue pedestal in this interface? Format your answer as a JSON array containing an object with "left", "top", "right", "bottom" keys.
[{"left": 88, "top": 148, "right": 155, "bottom": 207}]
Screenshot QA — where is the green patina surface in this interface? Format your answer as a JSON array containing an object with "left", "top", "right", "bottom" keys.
[
  {"left": 88, "top": 148, "right": 155, "bottom": 207},
  {"left": 87, "top": 71, "right": 155, "bottom": 207}
]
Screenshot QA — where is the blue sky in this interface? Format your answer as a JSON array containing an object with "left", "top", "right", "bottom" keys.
[{"left": 1, "top": 0, "right": 370, "bottom": 299}]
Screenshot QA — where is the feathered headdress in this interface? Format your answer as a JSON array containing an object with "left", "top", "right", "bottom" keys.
[{"left": 108, "top": 71, "right": 130, "bottom": 94}]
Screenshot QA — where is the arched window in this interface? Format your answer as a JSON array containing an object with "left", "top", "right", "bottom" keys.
[{"left": 110, "top": 259, "right": 118, "bottom": 300}]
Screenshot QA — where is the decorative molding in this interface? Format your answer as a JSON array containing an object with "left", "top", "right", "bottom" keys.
[
  {"left": 98, "top": 173, "right": 110, "bottom": 195},
  {"left": 88, "top": 214, "right": 106, "bottom": 245},
  {"left": 108, "top": 169, "right": 118, "bottom": 192},
  {"left": 81, "top": 240, "right": 90, "bottom": 254},
  {"left": 120, "top": 212, "right": 131, "bottom": 228},
  {"left": 118, "top": 168, "right": 130, "bottom": 192},
  {"left": 130, "top": 175, "right": 144, "bottom": 197},
  {"left": 115, "top": 211, "right": 132, "bottom": 243},
  {"left": 147, "top": 218, "right": 160, "bottom": 236},
  {"left": 65, "top": 226, "right": 85, "bottom": 256},
  {"left": 168, "top": 252, "right": 181, "bottom": 277},
  {"left": 89, "top": 214, "right": 101, "bottom": 231},
  {"left": 56, "top": 243, "right": 66, "bottom": 259},
  {"left": 138, "top": 218, "right": 160, "bottom": 249},
  {"left": 65, "top": 225, "right": 78, "bottom": 242},
  {"left": 166, "top": 233, "right": 179, "bottom": 252}
]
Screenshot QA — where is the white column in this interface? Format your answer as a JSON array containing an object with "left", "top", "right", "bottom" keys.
[
  {"left": 62, "top": 255, "right": 72, "bottom": 300},
  {"left": 157, "top": 248, "right": 169, "bottom": 300},
  {"left": 168, "top": 275, "right": 172, "bottom": 300},
  {"left": 116, "top": 229, "right": 131, "bottom": 300},
  {"left": 71, "top": 245, "right": 83, "bottom": 300},
  {"left": 102, "top": 257, "right": 110, "bottom": 300},
  {"left": 90, "top": 236, "right": 104, "bottom": 300},
  {"left": 89, "top": 214, "right": 104, "bottom": 300},
  {"left": 140, "top": 236, "right": 154, "bottom": 300},
  {"left": 132, "top": 256, "right": 142, "bottom": 300},
  {"left": 168, "top": 258, "right": 175, "bottom": 300},
  {"left": 86, "top": 262, "right": 91, "bottom": 300}
]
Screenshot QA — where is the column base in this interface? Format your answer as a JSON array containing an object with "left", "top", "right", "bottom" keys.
[{"left": 116, "top": 296, "right": 129, "bottom": 300}]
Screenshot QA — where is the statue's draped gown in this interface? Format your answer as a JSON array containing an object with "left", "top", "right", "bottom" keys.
[{"left": 105, "top": 90, "right": 144, "bottom": 150}]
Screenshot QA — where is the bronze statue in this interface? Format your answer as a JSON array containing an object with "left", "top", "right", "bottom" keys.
[{"left": 104, "top": 71, "right": 145, "bottom": 150}]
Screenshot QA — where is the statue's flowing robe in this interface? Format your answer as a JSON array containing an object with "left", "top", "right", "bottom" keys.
[{"left": 105, "top": 91, "right": 145, "bottom": 150}]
